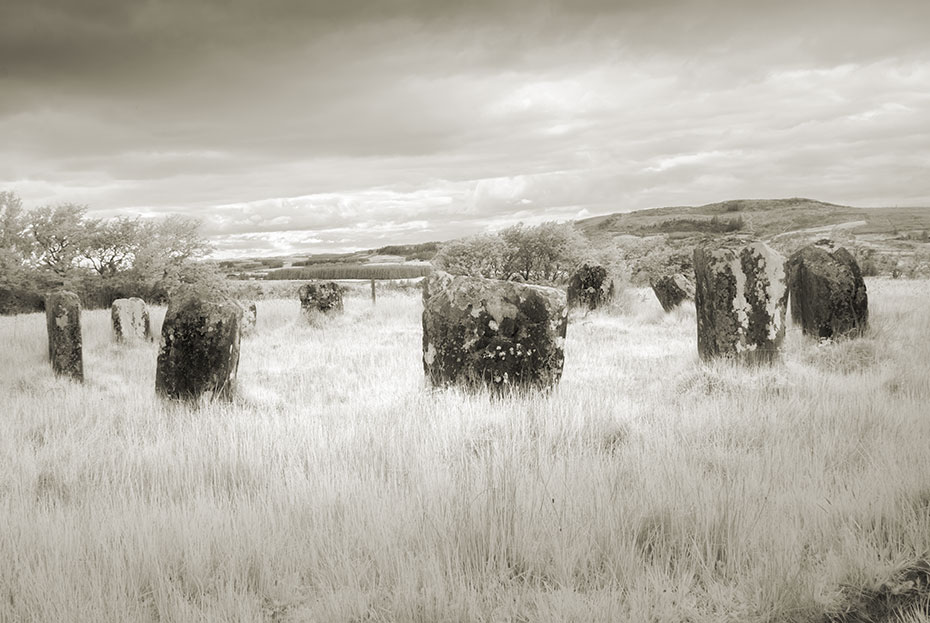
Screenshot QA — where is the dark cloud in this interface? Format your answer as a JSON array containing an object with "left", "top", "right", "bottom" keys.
[{"left": 1, "top": 0, "right": 929, "bottom": 256}]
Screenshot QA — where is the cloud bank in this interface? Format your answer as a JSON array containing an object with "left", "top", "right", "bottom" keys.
[{"left": 2, "top": 0, "right": 929, "bottom": 256}]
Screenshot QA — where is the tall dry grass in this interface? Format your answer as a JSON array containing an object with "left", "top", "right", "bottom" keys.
[{"left": 0, "top": 279, "right": 928, "bottom": 622}]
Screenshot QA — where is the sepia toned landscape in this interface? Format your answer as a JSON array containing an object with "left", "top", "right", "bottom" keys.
[
  {"left": 4, "top": 0, "right": 930, "bottom": 621},
  {"left": 1, "top": 276, "right": 929, "bottom": 622}
]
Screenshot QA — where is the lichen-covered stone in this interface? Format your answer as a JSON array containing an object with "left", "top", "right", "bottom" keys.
[
  {"left": 111, "top": 297, "right": 152, "bottom": 342},
  {"left": 567, "top": 263, "right": 614, "bottom": 310},
  {"left": 693, "top": 241, "right": 788, "bottom": 364},
  {"left": 787, "top": 241, "right": 868, "bottom": 339},
  {"left": 155, "top": 290, "right": 242, "bottom": 401},
  {"left": 45, "top": 290, "right": 83, "bottom": 381},
  {"left": 238, "top": 300, "right": 257, "bottom": 335},
  {"left": 421, "top": 271, "right": 568, "bottom": 391},
  {"left": 650, "top": 273, "right": 695, "bottom": 312},
  {"left": 298, "top": 282, "right": 343, "bottom": 316}
]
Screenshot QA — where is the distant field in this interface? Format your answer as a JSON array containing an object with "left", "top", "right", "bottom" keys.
[
  {"left": 264, "top": 263, "right": 433, "bottom": 281},
  {"left": 1, "top": 280, "right": 929, "bottom": 622}
]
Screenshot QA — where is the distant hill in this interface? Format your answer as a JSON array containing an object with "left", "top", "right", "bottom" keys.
[
  {"left": 576, "top": 197, "right": 930, "bottom": 239},
  {"left": 576, "top": 197, "right": 930, "bottom": 282},
  {"left": 221, "top": 199, "right": 929, "bottom": 282}
]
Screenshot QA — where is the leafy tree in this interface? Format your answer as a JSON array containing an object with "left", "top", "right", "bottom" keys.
[
  {"left": 433, "top": 222, "right": 595, "bottom": 285},
  {"left": 1, "top": 194, "right": 219, "bottom": 312},
  {"left": 432, "top": 233, "right": 512, "bottom": 279},
  {"left": 0, "top": 191, "right": 30, "bottom": 276},
  {"left": 27, "top": 203, "right": 88, "bottom": 275},
  {"left": 500, "top": 222, "right": 588, "bottom": 283},
  {"left": 129, "top": 215, "right": 218, "bottom": 298},
  {"left": 79, "top": 216, "right": 144, "bottom": 276}
]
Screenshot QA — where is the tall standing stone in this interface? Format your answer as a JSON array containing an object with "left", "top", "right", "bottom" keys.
[
  {"left": 111, "top": 297, "right": 152, "bottom": 342},
  {"left": 45, "top": 290, "right": 83, "bottom": 381},
  {"left": 567, "top": 263, "right": 614, "bottom": 310},
  {"left": 238, "top": 300, "right": 257, "bottom": 335},
  {"left": 422, "top": 271, "right": 568, "bottom": 391},
  {"left": 787, "top": 241, "right": 868, "bottom": 338},
  {"left": 650, "top": 273, "right": 695, "bottom": 312},
  {"left": 298, "top": 282, "right": 343, "bottom": 316},
  {"left": 693, "top": 240, "right": 788, "bottom": 364},
  {"left": 155, "top": 291, "right": 242, "bottom": 401}
]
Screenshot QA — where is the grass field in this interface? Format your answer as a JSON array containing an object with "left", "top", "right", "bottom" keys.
[
  {"left": 264, "top": 264, "right": 433, "bottom": 281},
  {"left": 1, "top": 280, "right": 929, "bottom": 622}
]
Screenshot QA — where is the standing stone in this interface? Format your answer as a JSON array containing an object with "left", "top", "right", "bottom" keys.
[
  {"left": 298, "top": 282, "right": 344, "bottom": 316},
  {"left": 422, "top": 271, "right": 568, "bottom": 391},
  {"left": 370, "top": 278, "right": 377, "bottom": 304},
  {"left": 238, "top": 300, "right": 257, "bottom": 335},
  {"left": 155, "top": 290, "right": 242, "bottom": 401},
  {"left": 45, "top": 290, "right": 83, "bottom": 381},
  {"left": 111, "top": 297, "right": 152, "bottom": 342},
  {"left": 650, "top": 273, "right": 695, "bottom": 312},
  {"left": 693, "top": 240, "right": 788, "bottom": 364},
  {"left": 787, "top": 241, "right": 868, "bottom": 339},
  {"left": 567, "top": 262, "right": 614, "bottom": 310}
]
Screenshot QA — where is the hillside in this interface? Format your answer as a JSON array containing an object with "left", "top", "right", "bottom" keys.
[
  {"left": 575, "top": 198, "right": 930, "bottom": 282},
  {"left": 576, "top": 198, "right": 930, "bottom": 239},
  {"left": 223, "top": 199, "right": 930, "bottom": 283}
]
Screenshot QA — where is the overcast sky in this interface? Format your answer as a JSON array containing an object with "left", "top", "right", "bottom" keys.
[{"left": 2, "top": 0, "right": 929, "bottom": 257}]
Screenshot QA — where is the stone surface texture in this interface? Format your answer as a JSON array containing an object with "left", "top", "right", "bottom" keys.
[
  {"left": 155, "top": 290, "right": 242, "bottom": 401},
  {"left": 567, "top": 263, "right": 614, "bottom": 310},
  {"left": 693, "top": 240, "right": 788, "bottom": 363},
  {"left": 45, "top": 290, "right": 83, "bottom": 381},
  {"left": 650, "top": 273, "right": 696, "bottom": 312},
  {"left": 238, "top": 301, "right": 258, "bottom": 334},
  {"left": 421, "top": 271, "right": 568, "bottom": 391},
  {"left": 111, "top": 297, "right": 152, "bottom": 342},
  {"left": 787, "top": 241, "right": 868, "bottom": 338},
  {"left": 298, "top": 282, "right": 344, "bottom": 315}
]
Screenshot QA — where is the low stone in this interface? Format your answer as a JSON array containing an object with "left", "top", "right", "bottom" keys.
[
  {"left": 567, "top": 263, "right": 614, "bottom": 310},
  {"left": 787, "top": 241, "right": 868, "bottom": 338},
  {"left": 693, "top": 240, "right": 788, "bottom": 364},
  {"left": 111, "top": 297, "right": 152, "bottom": 342},
  {"left": 298, "top": 282, "right": 343, "bottom": 316},
  {"left": 45, "top": 290, "right": 83, "bottom": 381},
  {"left": 421, "top": 271, "right": 568, "bottom": 391},
  {"left": 650, "top": 273, "right": 695, "bottom": 312},
  {"left": 155, "top": 290, "right": 242, "bottom": 401}
]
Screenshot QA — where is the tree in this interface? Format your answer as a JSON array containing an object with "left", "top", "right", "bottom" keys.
[
  {"left": 130, "top": 215, "right": 217, "bottom": 297},
  {"left": 1, "top": 196, "right": 219, "bottom": 313},
  {"left": 433, "top": 221, "right": 593, "bottom": 285},
  {"left": 79, "top": 216, "right": 145, "bottom": 276},
  {"left": 432, "top": 233, "right": 512, "bottom": 279},
  {"left": 28, "top": 203, "right": 88, "bottom": 275},
  {"left": 500, "top": 222, "right": 589, "bottom": 283},
  {"left": 0, "top": 191, "right": 30, "bottom": 277}
]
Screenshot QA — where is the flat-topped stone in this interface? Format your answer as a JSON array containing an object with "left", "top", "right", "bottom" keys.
[
  {"left": 422, "top": 271, "right": 568, "bottom": 391},
  {"left": 155, "top": 290, "right": 242, "bottom": 401},
  {"left": 111, "top": 297, "right": 152, "bottom": 342},
  {"left": 567, "top": 262, "right": 614, "bottom": 310},
  {"left": 693, "top": 240, "right": 788, "bottom": 364},
  {"left": 298, "top": 282, "right": 343, "bottom": 316}
]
